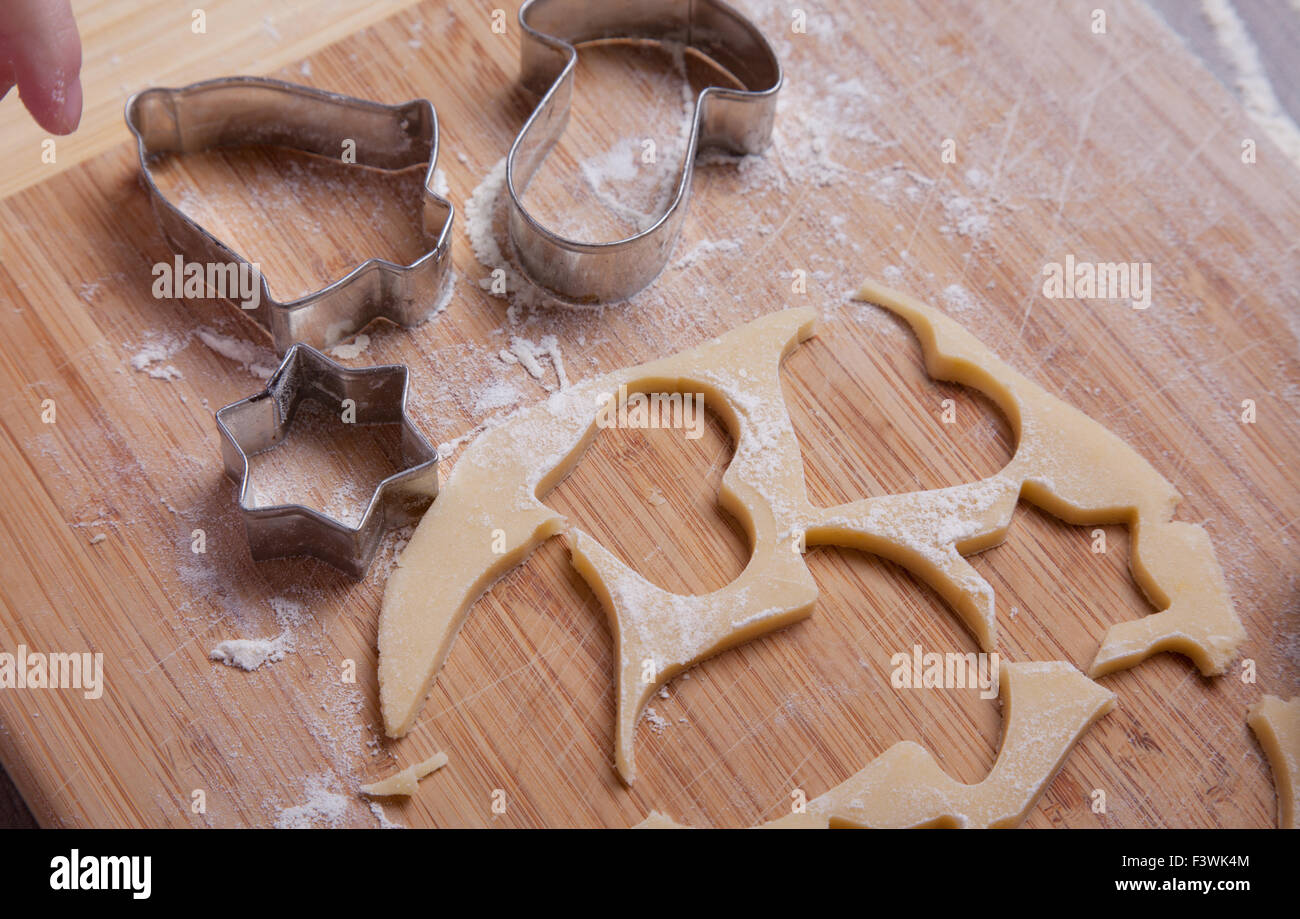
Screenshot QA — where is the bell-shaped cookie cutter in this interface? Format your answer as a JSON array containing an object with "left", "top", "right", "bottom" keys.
[
  {"left": 507, "top": 0, "right": 782, "bottom": 301},
  {"left": 125, "top": 76, "right": 454, "bottom": 354},
  {"left": 215, "top": 344, "right": 439, "bottom": 578}
]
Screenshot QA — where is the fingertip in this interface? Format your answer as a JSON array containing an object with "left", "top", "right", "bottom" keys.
[
  {"left": 17, "top": 67, "right": 82, "bottom": 135},
  {"left": 9, "top": 0, "right": 83, "bottom": 134}
]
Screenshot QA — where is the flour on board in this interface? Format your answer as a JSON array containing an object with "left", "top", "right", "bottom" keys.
[
  {"left": 209, "top": 632, "right": 293, "bottom": 671},
  {"left": 274, "top": 773, "right": 349, "bottom": 828}
]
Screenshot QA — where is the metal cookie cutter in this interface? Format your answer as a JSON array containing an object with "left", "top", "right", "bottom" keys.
[
  {"left": 125, "top": 76, "right": 454, "bottom": 354},
  {"left": 215, "top": 345, "right": 438, "bottom": 578},
  {"left": 507, "top": 0, "right": 782, "bottom": 302}
]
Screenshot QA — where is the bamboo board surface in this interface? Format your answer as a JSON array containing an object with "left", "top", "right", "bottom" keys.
[{"left": 0, "top": 0, "right": 1296, "bottom": 828}]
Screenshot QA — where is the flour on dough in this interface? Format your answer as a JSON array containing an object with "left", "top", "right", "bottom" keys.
[{"left": 379, "top": 281, "right": 1243, "bottom": 791}]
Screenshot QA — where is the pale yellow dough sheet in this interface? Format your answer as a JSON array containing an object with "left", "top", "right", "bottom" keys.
[
  {"left": 640, "top": 661, "right": 1115, "bottom": 828},
  {"left": 360, "top": 751, "right": 448, "bottom": 797},
  {"left": 379, "top": 280, "right": 1244, "bottom": 790},
  {"left": 1247, "top": 695, "right": 1299, "bottom": 829}
]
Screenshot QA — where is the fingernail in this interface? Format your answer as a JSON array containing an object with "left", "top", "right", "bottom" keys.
[{"left": 51, "top": 73, "right": 83, "bottom": 134}]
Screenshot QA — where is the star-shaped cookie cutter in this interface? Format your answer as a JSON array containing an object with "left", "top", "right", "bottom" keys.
[
  {"left": 126, "top": 76, "right": 454, "bottom": 354},
  {"left": 215, "top": 344, "right": 439, "bottom": 578},
  {"left": 506, "top": 0, "right": 782, "bottom": 301}
]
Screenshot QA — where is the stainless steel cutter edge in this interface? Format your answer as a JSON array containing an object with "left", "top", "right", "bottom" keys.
[
  {"left": 506, "top": 0, "right": 782, "bottom": 302},
  {"left": 214, "top": 344, "right": 439, "bottom": 579},
  {"left": 125, "top": 76, "right": 454, "bottom": 354}
]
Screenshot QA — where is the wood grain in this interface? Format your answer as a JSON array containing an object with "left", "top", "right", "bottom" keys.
[{"left": 0, "top": 0, "right": 1296, "bottom": 828}]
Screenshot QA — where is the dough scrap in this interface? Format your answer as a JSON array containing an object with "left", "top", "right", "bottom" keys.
[
  {"left": 360, "top": 751, "right": 448, "bottom": 797},
  {"left": 379, "top": 281, "right": 1243, "bottom": 786},
  {"left": 637, "top": 661, "right": 1115, "bottom": 828},
  {"left": 1247, "top": 695, "right": 1299, "bottom": 829}
]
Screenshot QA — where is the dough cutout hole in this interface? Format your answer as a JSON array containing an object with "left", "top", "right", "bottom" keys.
[
  {"left": 780, "top": 311, "right": 1014, "bottom": 508},
  {"left": 544, "top": 387, "right": 750, "bottom": 596},
  {"left": 971, "top": 503, "right": 1156, "bottom": 672},
  {"left": 795, "top": 545, "right": 1002, "bottom": 787},
  {"left": 146, "top": 144, "right": 434, "bottom": 302},
  {"left": 628, "top": 546, "right": 1004, "bottom": 827},
  {"left": 426, "top": 535, "right": 620, "bottom": 784}
]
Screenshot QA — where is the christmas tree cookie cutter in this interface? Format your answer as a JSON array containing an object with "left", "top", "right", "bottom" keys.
[{"left": 126, "top": 76, "right": 454, "bottom": 354}]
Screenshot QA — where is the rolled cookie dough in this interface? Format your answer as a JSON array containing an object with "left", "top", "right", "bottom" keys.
[
  {"left": 638, "top": 661, "right": 1115, "bottom": 828},
  {"left": 379, "top": 282, "right": 1243, "bottom": 785},
  {"left": 360, "top": 751, "right": 448, "bottom": 797},
  {"left": 1247, "top": 695, "right": 1299, "bottom": 829}
]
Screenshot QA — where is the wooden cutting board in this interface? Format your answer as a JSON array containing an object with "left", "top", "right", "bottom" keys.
[{"left": 0, "top": 0, "right": 1296, "bottom": 828}]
